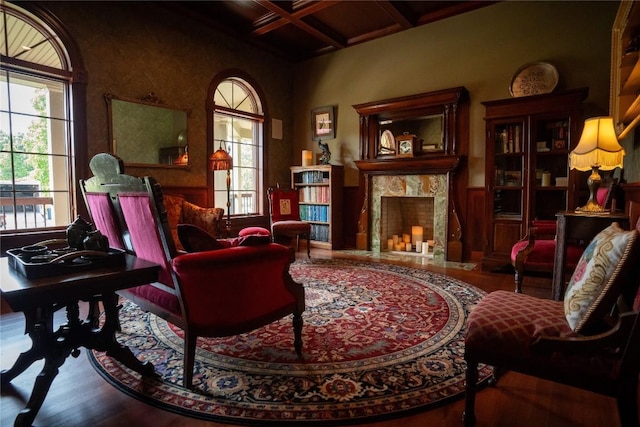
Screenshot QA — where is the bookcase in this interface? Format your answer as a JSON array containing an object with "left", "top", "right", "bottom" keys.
[
  {"left": 290, "top": 165, "right": 343, "bottom": 249},
  {"left": 482, "top": 88, "right": 588, "bottom": 268}
]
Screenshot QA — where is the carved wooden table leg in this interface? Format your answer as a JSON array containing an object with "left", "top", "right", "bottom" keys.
[
  {"left": 4, "top": 294, "right": 155, "bottom": 427},
  {"left": 0, "top": 307, "right": 53, "bottom": 386},
  {"left": 96, "top": 292, "right": 156, "bottom": 376}
]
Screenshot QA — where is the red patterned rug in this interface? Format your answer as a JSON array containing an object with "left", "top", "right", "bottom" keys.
[{"left": 88, "top": 258, "right": 492, "bottom": 425}]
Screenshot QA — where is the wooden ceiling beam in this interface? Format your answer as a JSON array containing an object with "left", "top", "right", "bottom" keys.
[
  {"left": 375, "top": 0, "right": 414, "bottom": 30},
  {"left": 252, "top": 0, "right": 345, "bottom": 49}
]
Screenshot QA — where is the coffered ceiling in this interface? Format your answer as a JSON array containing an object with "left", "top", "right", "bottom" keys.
[{"left": 166, "top": 1, "right": 497, "bottom": 62}]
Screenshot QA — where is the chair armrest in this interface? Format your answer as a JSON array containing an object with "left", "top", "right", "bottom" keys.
[
  {"left": 530, "top": 311, "right": 638, "bottom": 355},
  {"left": 512, "top": 220, "right": 558, "bottom": 268}
]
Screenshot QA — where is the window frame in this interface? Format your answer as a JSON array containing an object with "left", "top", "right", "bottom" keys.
[
  {"left": 206, "top": 70, "right": 268, "bottom": 228},
  {"left": 0, "top": 2, "right": 87, "bottom": 248}
]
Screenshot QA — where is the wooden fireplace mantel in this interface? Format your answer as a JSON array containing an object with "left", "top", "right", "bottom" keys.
[
  {"left": 353, "top": 87, "right": 469, "bottom": 261},
  {"left": 354, "top": 155, "right": 461, "bottom": 175}
]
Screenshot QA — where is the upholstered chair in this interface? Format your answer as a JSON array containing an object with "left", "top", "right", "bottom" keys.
[
  {"left": 510, "top": 178, "right": 618, "bottom": 293},
  {"left": 80, "top": 153, "right": 305, "bottom": 389},
  {"left": 268, "top": 186, "right": 311, "bottom": 258},
  {"left": 464, "top": 221, "right": 640, "bottom": 427}
]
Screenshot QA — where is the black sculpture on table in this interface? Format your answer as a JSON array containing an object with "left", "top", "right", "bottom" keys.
[{"left": 318, "top": 140, "right": 331, "bottom": 165}]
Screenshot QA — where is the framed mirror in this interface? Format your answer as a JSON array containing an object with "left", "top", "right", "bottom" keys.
[
  {"left": 378, "top": 114, "right": 444, "bottom": 156},
  {"left": 354, "top": 87, "right": 468, "bottom": 160},
  {"left": 106, "top": 92, "right": 191, "bottom": 168}
]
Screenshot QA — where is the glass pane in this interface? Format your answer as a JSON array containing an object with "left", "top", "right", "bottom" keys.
[
  {"left": 4, "top": 12, "right": 63, "bottom": 69},
  {"left": 239, "top": 167, "right": 255, "bottom": 191},
  {"left": 214, "top": 81, "right": 233, "bottom": 109}
]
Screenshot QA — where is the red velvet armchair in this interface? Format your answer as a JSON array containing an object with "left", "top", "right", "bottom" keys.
[
  {"left": 80, "top": 153, "right": 305, "bottom": 389},
  {"left": 510, "top": 178, "right": 617, "bottom": 293}
]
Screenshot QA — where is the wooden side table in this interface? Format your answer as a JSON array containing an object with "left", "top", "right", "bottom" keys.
[
  {"left": 552, "top": 211, "right": 629, "bottom": 301},
  {"left": 0, "top": 255, "right": 160, "bottom": 427}
]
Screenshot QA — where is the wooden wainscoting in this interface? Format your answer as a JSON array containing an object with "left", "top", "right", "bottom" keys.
[{"left": 466, "top": 187, "right": 486, "bottom": 262}]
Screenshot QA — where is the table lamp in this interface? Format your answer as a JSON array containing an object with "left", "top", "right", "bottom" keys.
[
  {"left": 569, "top": 116, "right": 625, "bottom": 213},
  {"left": 209, "top": 140, "right": 233, "bottom": 235}
]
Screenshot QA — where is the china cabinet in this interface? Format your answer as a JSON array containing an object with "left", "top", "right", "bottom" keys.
[{"left": 482, "top": 88, "right": 588, "bottom": 268}]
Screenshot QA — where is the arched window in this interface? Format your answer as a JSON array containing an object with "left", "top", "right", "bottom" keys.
[
  {"left": 0, "top": 3, "right": 84, "bottom": 232},
  {"left": 209, "top": 75, "right": 265, "bottom": 219}
]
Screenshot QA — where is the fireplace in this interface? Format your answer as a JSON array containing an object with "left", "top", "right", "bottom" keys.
[
  {"left": 371, "top": 174, "right": 448, "bottom": 261},
  {"left": 355, "top": 155, "right": 463, "bottom": 261},
  {"left": 353, "top": 87, "right": 469, "bottom": 262}
]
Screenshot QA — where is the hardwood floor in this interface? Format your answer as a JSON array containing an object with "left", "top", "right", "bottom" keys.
[{"left": 0, "top": 248, "right": 624, "bottom": 427}]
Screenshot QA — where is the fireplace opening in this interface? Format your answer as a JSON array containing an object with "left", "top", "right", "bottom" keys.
[{"left": 381, "top": 196, "right": 434, "bottom": 248}]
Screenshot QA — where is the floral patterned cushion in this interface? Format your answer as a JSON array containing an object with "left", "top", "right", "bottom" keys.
[
  {"left": 564, "top": 222, "right": 640, "bottom": 333},
  {"left": 182, "top": 200, "right": 223, "bottom": 238},
  {"left": 162, "top": 194, "right": 224, "bottom": 252}
]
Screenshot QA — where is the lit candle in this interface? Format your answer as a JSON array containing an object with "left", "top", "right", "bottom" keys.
[
  {"left": 411, "top": 226, "right": 424, "bottom": 244},
  {"left": 415, "top": 240, "right": 422, "bottom": 253},
  {"left": 405, "top": 242, "right": 412, "bottom": 251},
  {"left": 302, "top": 150, "right": 313, "bottom": 166},
  {"left": 392, "top": 234, "right": 399, "bottom": 245},
  {"left": 387, "top": 239, "right": 394, "bottom": 251},
  {"left": 394, "top": 243, "right": 404, "bottom": 251},
  {"left": 402, "top": 233, "right": 411, "bottom": 243}
]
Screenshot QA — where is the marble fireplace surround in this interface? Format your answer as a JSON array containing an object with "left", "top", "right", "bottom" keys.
[{"left": 355, "top": 156, "right": 462, "bottom": 262}]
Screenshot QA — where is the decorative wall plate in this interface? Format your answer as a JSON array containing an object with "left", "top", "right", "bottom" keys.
[{"left": 509, "top": 62, "right": 559, "bottom": 97}]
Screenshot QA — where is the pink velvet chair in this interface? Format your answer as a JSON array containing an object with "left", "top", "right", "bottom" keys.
[{"left": 80, "top": 153, "right": 305, "bottom": 388}]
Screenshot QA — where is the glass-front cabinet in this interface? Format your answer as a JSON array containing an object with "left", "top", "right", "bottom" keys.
[{"left": 482, "top": 88, "right": 588, "bottom": 268}]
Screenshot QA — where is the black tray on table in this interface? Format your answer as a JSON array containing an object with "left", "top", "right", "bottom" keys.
[{"left": 7, "top": 246, "right": 126, "bottom": 279}]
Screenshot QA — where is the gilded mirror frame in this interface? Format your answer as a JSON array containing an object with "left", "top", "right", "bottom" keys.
[{"left": 106, "top": 92, "right": 192, "bottom": 168}]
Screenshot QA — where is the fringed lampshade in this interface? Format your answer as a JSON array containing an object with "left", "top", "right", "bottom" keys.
[
  {"left": 209, "top": 145, "right": 232, "bottom": 171},
  {"left": 569, "top": 116, "right": 625, "bottom": 213}
]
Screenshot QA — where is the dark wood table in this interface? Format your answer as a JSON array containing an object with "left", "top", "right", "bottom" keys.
[
  {"left": 552, "top": 211, "right": 630, "bottom": 301},
  {"left": 0, "top": 254, "right": 160, "bottom": 427}
]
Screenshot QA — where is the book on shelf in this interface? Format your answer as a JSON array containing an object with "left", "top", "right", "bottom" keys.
[{"left": 297, "top": 170, "right": 327, "bottom": 184}]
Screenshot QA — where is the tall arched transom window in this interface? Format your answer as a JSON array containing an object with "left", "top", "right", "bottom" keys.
[
  {"left": 1, "top": 3, "right": 76, "bottom": 231},
  {"left": 211, "top": 76, "right": 264, "bottom": 217}
]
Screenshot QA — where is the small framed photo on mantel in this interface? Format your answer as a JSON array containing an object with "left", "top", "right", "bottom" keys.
[{"left": 312, "top": 106, "right": 336, "bottom": 140}]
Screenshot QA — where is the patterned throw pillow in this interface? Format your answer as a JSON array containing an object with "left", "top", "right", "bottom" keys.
[{"left": 564, "top": 222, "right": 639, "bottom": 333}]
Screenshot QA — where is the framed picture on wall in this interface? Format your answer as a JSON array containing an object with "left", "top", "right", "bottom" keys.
[{"left": 312, "top": 106, "right": 336, "bottom": 140}]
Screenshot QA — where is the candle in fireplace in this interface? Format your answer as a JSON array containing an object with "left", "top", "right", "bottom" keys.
[{"left": 411, "top": 226, "right": 424, "bottom": 244}]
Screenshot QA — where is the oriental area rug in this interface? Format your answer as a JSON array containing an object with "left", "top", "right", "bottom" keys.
[{"left": 88, "top": 258, "right": 492, "bottom": 425}]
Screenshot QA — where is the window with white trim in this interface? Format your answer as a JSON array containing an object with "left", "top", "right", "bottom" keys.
[
  {"left": 1, "top": 3, "right": 74, "bottom": 231},
  {"left": 212, "top": 77, "right": 264, "bottom": 216}
]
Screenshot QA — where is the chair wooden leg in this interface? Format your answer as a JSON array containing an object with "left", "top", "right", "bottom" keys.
[
  {"left": 463, "top": 359, "right": 478, "bottom": 426},
  {"left": 306, "top": 235, "right": 311, "bottom": 258},
  {"left": 183, "top": 332, "right": 197, "bottom": 389},
  {"left": 514, "top": 270, "right": 523, "bottom": 293},
  {"left": 293, "top": 312, "right": 303, "bottom": 356}
]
